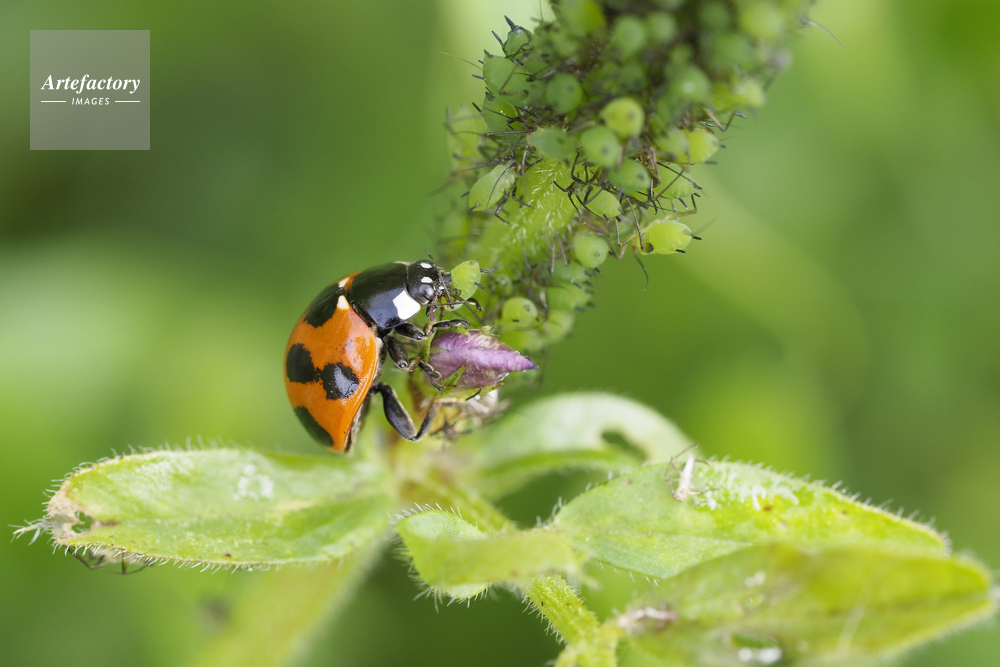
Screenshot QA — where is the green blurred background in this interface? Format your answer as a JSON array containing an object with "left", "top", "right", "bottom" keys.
[{"left": 2, "top": 0, "right": 998, "bottom": 664}]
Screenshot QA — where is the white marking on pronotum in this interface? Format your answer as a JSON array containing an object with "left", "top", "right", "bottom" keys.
[
  {"left": 392, "top": 290, "right": 421, "bottom": 319},
  {"left": 420, "top": 276, "right": 433, "bottom": 283},
  {"left": 337, "top": 295, "right": 349, "bottom": 310},
  {"left": 419, "top": 262, "right": 432, "bottom": 268}
]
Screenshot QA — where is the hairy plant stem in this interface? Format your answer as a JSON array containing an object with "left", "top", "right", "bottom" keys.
[{"left": 402, "top": 471, "right": 619, "bottom": 665}]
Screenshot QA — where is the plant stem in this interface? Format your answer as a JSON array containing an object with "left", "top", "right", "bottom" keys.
[{"left": 403, "top": 474, "right": 619, "bottom": 665}]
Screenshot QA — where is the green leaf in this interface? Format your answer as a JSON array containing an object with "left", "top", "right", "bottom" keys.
[
  {"left": 621, "top": 544, "right": 996, "bottom": 667},
  {"left": 452, "top": 393, "right": 693, "bottom": 497},
  {"left": 45, "top": 448, "right": 394, "bottom": 566},
  {"left": 395, "top": 510, "right": 582, "bottom": 599},
  {"left": 554, "top": 462, "right": 947, "bottom": 579}
]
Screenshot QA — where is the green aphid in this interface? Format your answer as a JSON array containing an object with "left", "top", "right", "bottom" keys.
[
  {"left": 653, "top": 165, "right": 696, "bottom": 200},
  {"left": 611, "top": 16, "right": 647, "bottom": 58},
  {"left": 540, "top": 310, "right": 575, "bottom": 344},
  {"left": 501, "top": 297, "right": 539, "bottom": 330},
  {"left": 528, "top": 127, "right": 576, "bottom": 161},
  {"left": 559, "top": 0, "right": 607, "bottom": 37},
  {"left": 709, "top": 31, "right": 755, "bottom": 70},
  {"left": 644, "top": 219, "right": 694, "bottom": 254},
  {"left": 500, "top": 328, "right": 544, "bottom": 354},
  {"left": 469, "top": 163, "right": 515, "bottom": 211},
  {"left": 502, "top": 17, "right": 532, "bottom": 56},
  {"left": 733, "top": 78, "right": 766, "bottom": 108},
  {"left": 579, "top": 126, "right": 621, "bottom": 169},
  {"left": 646, "top": 12, "right": 678, "bottom": 45},
  {"left": 668, "top": 65, "right": 712, "bottom": 103},
  {"left": 684, "top": 128, "right": 720, "bottom": 163},
  {"left": 654, "top": 127, "right": 690, "bottom": 163},
  {"left": 601, "top": 98, "right": 645, "bottom": 138},
  {"left": 572, "top": 233, "right": 610, "bottom": 269},
  {"left": 617, "top": 62, "right": 649, "bottom": 93},
  {"left": 482, "top": 53, "right": 541, "bottom": 107},
  {"left": 481, "top": 94, "right": 521, "bottom": 134},
  {"left": 611, "top": 160, "right": 652, "bottom": 193},
  {"left": 739, "top": 1, "right": 787, "bottom": 41},
  {"left": 700, "top": 1, "right": 732, "bottom": 30},
  {"left": 546, "top": 73, "right": 583, "bottom": 113},
  {"left": 713, "top": 77, "right": 767, "bottom": 111},
  {"left": 547, "top": 262, "right": 592, "bottom": 311},
  {"left": 584, "top": 189, "right": 623, "bottom": 219},
  {"left": 450, "top": 260, "right": 481, "bottom": 300},
  {"left": 548, "top": 24, "right": 581, "bottom": 58}
]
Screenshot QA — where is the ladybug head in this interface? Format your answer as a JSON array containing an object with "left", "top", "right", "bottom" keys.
[{"left": 406, "top": 261, "right": 451, "bottom": 305}]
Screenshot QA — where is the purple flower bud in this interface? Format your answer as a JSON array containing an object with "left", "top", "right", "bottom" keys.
[{"left": 430, "top": 330, "right": 537, "bottom": 389}]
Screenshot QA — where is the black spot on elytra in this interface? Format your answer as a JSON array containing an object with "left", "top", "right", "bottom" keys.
[
  {"left": 286, "top": 344, "right": 318, "bottom": 383},
  {"left": 294, "top": 407, "right": 334, "bottom": 446},
  {"left": 304, "top": 284, "right": 344, "bottom": 327},
  {"left": 320, "top": 362, "right": 360, "bottom": 400}
]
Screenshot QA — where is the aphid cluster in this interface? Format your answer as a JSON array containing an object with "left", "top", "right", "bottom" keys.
[{"left": 437, "top": 0, "right": 814, "bottom": 356}]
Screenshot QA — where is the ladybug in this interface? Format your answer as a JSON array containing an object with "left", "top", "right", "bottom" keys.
[{"left": 284, "top": 260, "right": 466, "bottom": 452}]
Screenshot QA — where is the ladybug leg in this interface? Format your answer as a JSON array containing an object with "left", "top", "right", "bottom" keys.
[
  {"left": 372, "top": 383, "right": 463, "bottom": 441},
  {"left": 427, "top": 318, "right": 468, "bottom": 331},
  {"left": 372, "top": 382, "right": 418, "bottom": 440},
  {"left": 394, "top": 323, "right": 426, "bottom": 341},
  {"left": 416, "top": 360, "right": 445, "bottom": 391},
  {"left": 385, "top": 336, "right": 445, "bottom": 389},
  {"left": 385, "top": 335, "right": 412, "bottom": 370}
]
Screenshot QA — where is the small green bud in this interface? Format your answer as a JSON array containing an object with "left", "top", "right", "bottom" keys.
[
  {"left": 501, "top": 297, "right": 539, "bottom": 329},
  {"left": 609, "top": 160, "right": 651, "bottom": 193},
  {"left": 645, "top": 219, "right": 693, "bottom": 254},
  {"left": 700, "top": 2, "right": 731, "bottom": 30},
  {"left": 740, "top": 1, "right": 786, "bottom": 41},
  {"left": 469, "top": 163, "right": 515, "bottom": 210},
  {"left": 558, "top": 0, "right": 606, "bottom": 37},
  {"left": 572, "top": 233, "right": 610, "bottom": 268},
  {"left": 645, "top": 13, "right": 678, "bottom": 45},
  {"left": 579, "top": 126, "right": 621, "bottom": 168},
  {"left": 683, "top": 128, "right": 720, "bottom": 163},
  {"left": 600, "top": 98, "right": 645, "bottom": 138},
  {"left": 546, "top": 73, "right": 583, "bottom": 113},
  {"left": 611, "top": 16, "right": 647, "bottom": 58},
  {"left": 528, "top": 127, "right": 576, "bottom": 161},
  {"left": 450, "top": 260, "right": 481, "bottom": 300},
  {"left": 654, "top": 127, "right": 689, "bottom": 162}
]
